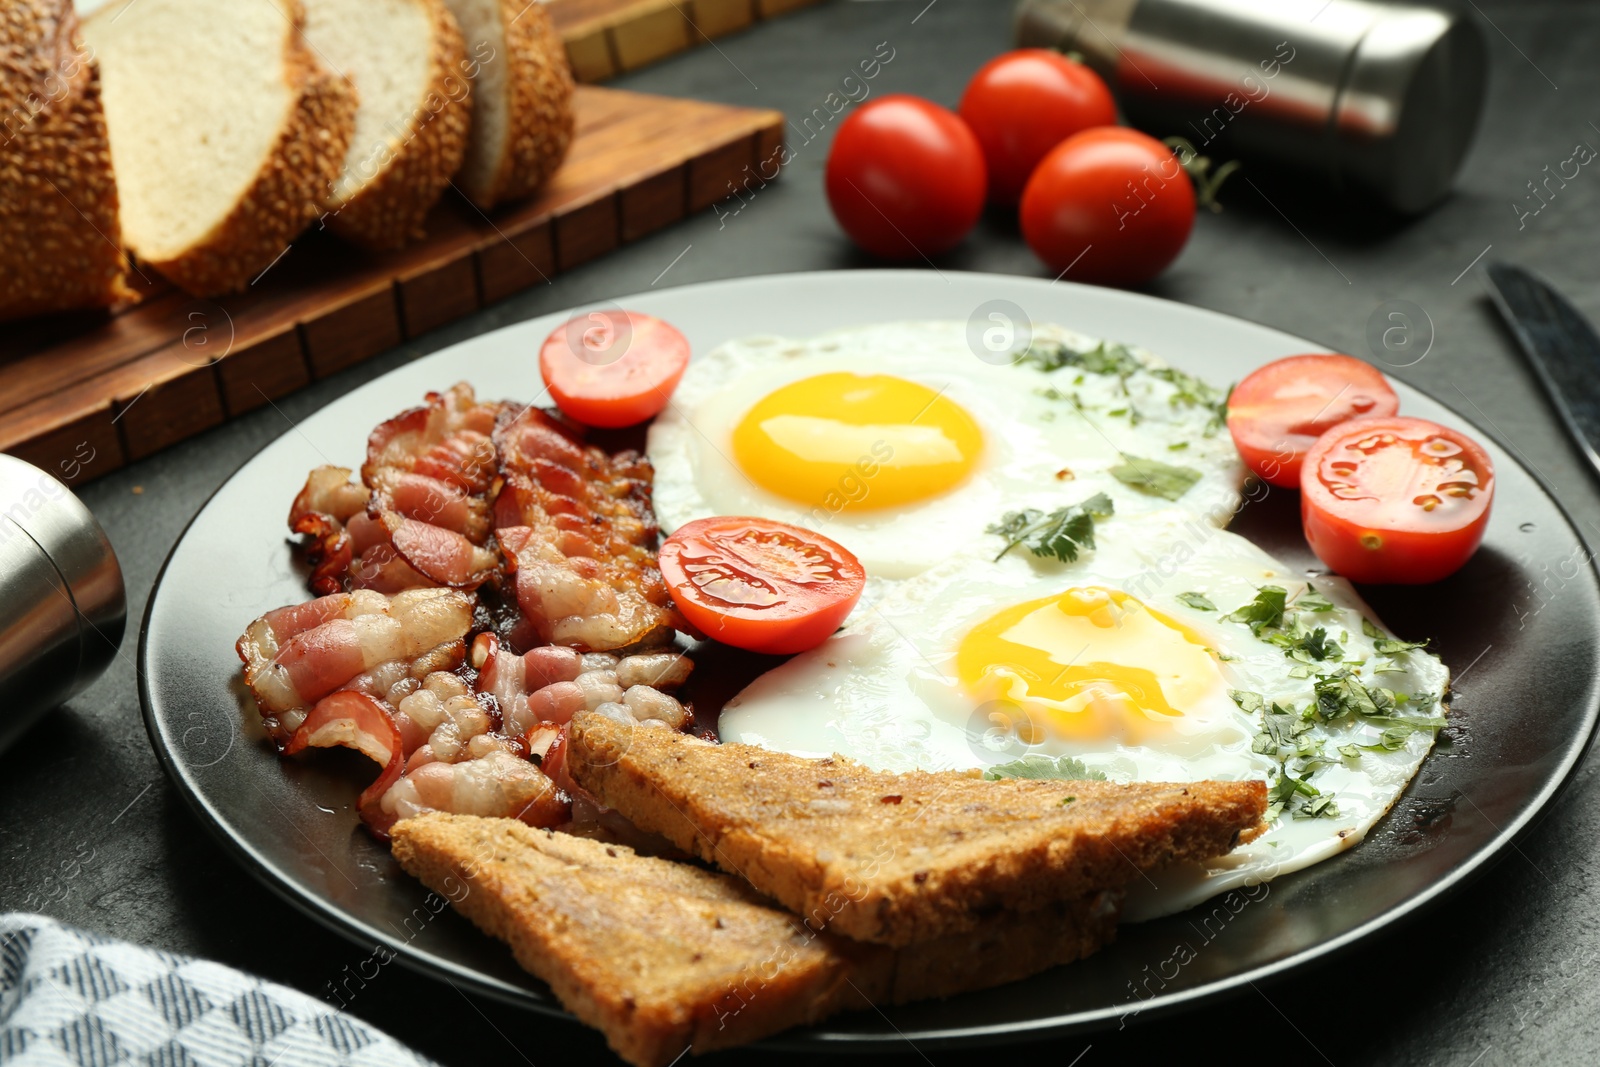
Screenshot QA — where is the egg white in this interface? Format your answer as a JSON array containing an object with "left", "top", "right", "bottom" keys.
[
  {"left": 649, "top": 322, "right": 1246, "bottom": 579},
  {"left": 718, "top": 508, "right": 1451, "bottom": 920}
]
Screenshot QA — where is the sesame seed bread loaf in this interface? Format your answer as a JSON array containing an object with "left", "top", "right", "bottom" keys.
[
  {"left": 0, "top": 0, "right": 127, "bottom": 320},
  {"left": 81, "top": 0, "right": 355, "bottom": 296},
  {"left": 303, "top": 0, "right": 471, "bottom": 249},
  {"left": 443, "top": 0, "right": 574, "bottom": 210}
]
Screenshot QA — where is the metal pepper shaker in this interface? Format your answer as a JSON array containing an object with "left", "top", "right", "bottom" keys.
[
  {"left": 0, "top": 454, "right": 125, "bottom": 753},
  {"left": 1015, "top": 0, "right": 1488, "bottom": 213}
]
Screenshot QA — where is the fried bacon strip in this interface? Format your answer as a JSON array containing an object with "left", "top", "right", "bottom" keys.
[
  {"left": 255, "top": 382, "right": 701, "bottom": 840},
  {"left": 285, "top": 691, "right": 407, "bottom": 834},
  {"left": 237, "top": 588, "right": 473, "bottom": 746},
  {"left": 288, "top": 466, "right": 369, "bottom": 593},
  {"left": 379, "top": 669, "right": 569, "bottom": 834},
  {"left": 493, "top": 405, "right": 680, "bottom": 651},
  {"left": 290, "top": 385, "right": 503, "bottom": 594}
]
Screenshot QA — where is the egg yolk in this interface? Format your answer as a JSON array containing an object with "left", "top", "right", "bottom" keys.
[
  {"left": 957, "top": 587, "right": 1225, "bottom": 746},
  {"left": 730, "top": 373, "right": 983, "bottom": 512}
]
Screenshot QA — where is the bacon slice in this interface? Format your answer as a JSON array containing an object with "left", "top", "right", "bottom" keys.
[
  {"left": 288, "top": 467, "right": 370, "bottom": 595},
  {"left": 367, "top": 467, "right": 490, "bottom": 540},
  {"left": 492, "top": 406, "right": 680, "bottom": 650},
  {"left": 364, "top": 382, "right": 500, "bottom": 495},
  {"left": 290, "top": 385, "right": 506, "bottom": 594},
  {"left": 254, "top": 382, "right": 701, "bottom": 842},
  {"left": 380, "top": 750, "right": 568, "bottom": 829},
  {"left": 286, "top": 691, "right": 407, "bottom": 837},
  {"left": 236, "top": 588, "right": 473, "bottom": 746}
]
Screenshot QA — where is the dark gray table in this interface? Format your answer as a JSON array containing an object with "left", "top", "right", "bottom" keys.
[{"left": 7, "top": 1, "right": 1600, "bottom": 1063}]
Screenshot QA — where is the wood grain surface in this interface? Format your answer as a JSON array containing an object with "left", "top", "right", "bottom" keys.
[
  {"left": 546, "top": 0, "right": 826, "bottom": 83},
  {"left": 0, "top": 87, "right": 785, "bottom": 484}
]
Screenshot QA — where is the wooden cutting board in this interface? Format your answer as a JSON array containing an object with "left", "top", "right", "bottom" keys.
[
  {"left": 0, "top": 87, "right": 783, "bottom": 485},
  {"left": 548, "top": 0, "right": 826, "bottom": 83}
]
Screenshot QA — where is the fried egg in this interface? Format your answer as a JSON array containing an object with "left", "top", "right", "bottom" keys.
[
  {"left": 717, "top": 508, "right": 1451, "bottom": 919},
  {"left": 649, "top": 322, "right": 1245, "bottom": 579}
]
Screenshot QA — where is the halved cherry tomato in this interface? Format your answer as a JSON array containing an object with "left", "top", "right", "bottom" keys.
[
  {"left": 1228, "top": 354, "right": 1400, "bottom": 488},
  {"left": 1019, "top": 127, "right": 1194, "bottom": 286},
  {"left": 539, "top": 310, "right": 690, "bottom": 428},
  {"left": 658, "top": 517, "right": 866, "bottom": 655},
  {"left": 959, "top": 49, "right": 1118, "bottom": 205},
  {"left": 1301, "top": 416, "right": 1494, "bottom": 585},
  {"left": 825, "top": 94, "right": 987, "bottom": 260}
]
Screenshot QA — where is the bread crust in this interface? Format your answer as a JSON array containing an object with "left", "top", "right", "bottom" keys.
[
  {"left": 0, "top": 0, "right": 127, "bottom": 320},
  {"left": 391, "top": 813, "right": 1122, "bottom": 1067},
  {"left": 88, "top": 0, "right": 358, "bottom": 297},
  {"left": 457, "top": 0, "right": 573, "bottom": 210},
  {"left": 390, "top": 814, "right": 875, "bottom": 1067},
  {"left": 325, "top": 0, "right": 471, "bottom": 249},
  {"left": 566, "top": 712, "right": 1268, "bottom": 947}
]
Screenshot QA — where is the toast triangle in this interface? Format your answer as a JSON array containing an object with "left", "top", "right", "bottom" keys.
[
  {"left": 566, "top": 712, "right": 1266, "bottom": 946},
  {"left": 392, "top": 813, "right": 1121, "bottom": 1067}
]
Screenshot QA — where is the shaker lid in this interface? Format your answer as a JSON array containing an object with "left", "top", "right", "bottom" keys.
[{"left": 1335, "top": 3, "right": 1488, "bottom": 213}]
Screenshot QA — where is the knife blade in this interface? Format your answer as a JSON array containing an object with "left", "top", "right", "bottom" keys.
[{"left": 1484, "top": 262, "right": 1600, "bottom": 482}]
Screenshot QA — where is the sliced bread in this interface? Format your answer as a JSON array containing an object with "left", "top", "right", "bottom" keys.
[
  {"left": 391, "top": 813, "right": 1121, "bottom": 1067},
  {"left": 303, "top": 0, "right": 470, "bottom": 249},
  {"left": 443, "top": 0, "right": 574, "bottom": 210},
  {"left": 0, "top": 0, "right": 127, "bottom": 320},
  {"left": 565, "top": 711, "right": 1268, "bottom": 947},
  {"left": 82, "top": 0, "right": 356, "bottom": 296}
]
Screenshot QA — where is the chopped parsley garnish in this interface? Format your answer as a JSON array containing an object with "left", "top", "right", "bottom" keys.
[
  {"left": 986, "top": 493, "right": 1114, "bottom": 563},
  {"left": 1232, "top": 679, "right": 1442, "bottom": 822},
  {"left": 1177, "top": 592, "right": 1217, "bottom": 611},
  {"left": 1292, "top": 627, "right": 1342, "bottom": 662},
  {"left": 1267, "top": 768, "right": 1336, "bottom": 822},
  {"left": 1109, "top": 456, "right": 1203, "bottom": 500},
  {"left": 1295, "top": 586, "right": 1336, "bottom": 612},
  {"left": 984, "top": 754, "right": 1108, "bottom": 782},
  {"left": 1150, "top": 364, "right": 1229, "bottom": 423},
  {"left": 1020, "top": 339, "right": 1142, "bottom": 377},
  {"left": 1019, "top": 339, "right": 1229, "bottom": 434},
  {"left": 1297, "top": 793, "right": 1340, "bottom": 820},
  {"left": 1374, "top": 636, "right": 1428, "bottom": 655},
  {"left": 1223, "top": 586, "right": 1287, "bottom": 635},
  {"left": 1362, "top": 617, "right": 1383, "bottom": 639},
  {"left": 1313, "top": 669, "right": 1382, "bottom": 721}
]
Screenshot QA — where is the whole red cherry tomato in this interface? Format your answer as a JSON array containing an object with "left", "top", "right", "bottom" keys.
[
  {"left": 1300, "top": 416, "right": 1495, "bottom": 585},
  {"left": 824, "top": 94, "right": 986, "bottom": 260},
  {"left": 1020, "top": 127, "right": 1195, "bottom": 286},
  {"left": 1228, "top": 354, "right": 1401, "bottom": 488},
  {"left": 958, "top": 49, "right": 1118, "bottom": 205}
]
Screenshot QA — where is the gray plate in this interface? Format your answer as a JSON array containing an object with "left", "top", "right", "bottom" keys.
[{"left": 139, "top": 270, "right": 1600, "bottom": 1048}]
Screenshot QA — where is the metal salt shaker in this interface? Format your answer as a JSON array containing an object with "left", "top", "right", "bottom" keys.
[
  {"left": 1015, "top": 0, "right": 1488, "bottom": 213},
  {"left": 0, "top": 454, "right": 125, "bottom": 753}
]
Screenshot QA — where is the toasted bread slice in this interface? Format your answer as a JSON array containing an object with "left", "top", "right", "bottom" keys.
[
  {"left": 391, "top": 813, "right": 1120, "bottom": 1067},
  {"left": 566, "top": 713, "right": 1267, "bottom": 946},
  {"left": 303, "top": 0, "right": 470, "bottom": 248},
  {"left": 443, "top": 0, "right": 574, "bottom": 210},
  {"left": 82, "top": 0, "right": 355, "bottom": 295},
  {"left": 0, "top": 0, "right": 128, "bottom": 320},
  {"left": 392, "top": 813, "right": 880, "bottom": 1067}
]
